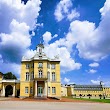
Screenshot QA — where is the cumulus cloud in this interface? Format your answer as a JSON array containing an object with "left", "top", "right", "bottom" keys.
[
  {"left": 54, "top": 0, "right": 80, "bottom": 22},
  {"left": 0, "top": 0, "right": 41, "bottom": 75},
  {"left": 91, "top": 80, "right": 100, "bottom": 85},
  {"left": 43, "top": 32, "right": 82, "bottom": 73},
  {"left": 64, "top": 77, "right": 70, "bottom": 83},
  {"left": 91, "top": 76, "right": 103, "bottom": 85},
  {"left": 88, "top": 69, "right": 97, "bottom": 74},
  {"left": 43, "top": 31, "right": 52, "bottom": 44},
  {"left": 68, "top": 0, "right": 110, "bottom": 61},
  {"left": 0, "top": 62, "right": 20, "bottom": 77},
  {"left": 91, "top": 76, "right": 110, "bottom": 86},
  {"left": 89, "top": 62, "right": 99, "bottom": 67}
]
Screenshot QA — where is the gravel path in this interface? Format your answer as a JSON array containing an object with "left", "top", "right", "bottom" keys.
[{"left": 0, "top": 101, "right": 110, "bottom": 110}]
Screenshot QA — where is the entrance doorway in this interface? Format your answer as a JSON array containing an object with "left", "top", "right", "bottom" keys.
[
  {"left": 5, "top": 85, "right": 13, "bottom": 97},
  {"left": 38, "top": 86, "right": 43, "bottom": 97}
]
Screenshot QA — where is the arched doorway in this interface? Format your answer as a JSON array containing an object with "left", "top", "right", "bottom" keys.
[{"left": 5, "top": 85, "right": 13, "bottom": 97}]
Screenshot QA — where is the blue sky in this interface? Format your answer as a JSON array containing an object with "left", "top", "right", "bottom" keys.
[{"left": 0, "top": 0, "right": 110, "bottom": 86}]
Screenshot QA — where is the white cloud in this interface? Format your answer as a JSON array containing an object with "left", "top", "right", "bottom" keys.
[
  {"left": 64, "top": 77, "right": 70, "bottom": 83},
  {"left": 42, "top": 31, "right": 81, "bottom": 73},
  {"left": 43, "top": 36, "right": 82, "bottom": 73},
  {"left": 54, "top": 0, "right": 80, "bottom": 22},
  {"left": 53, "top": 34, "right": 58, "bottom": 38},
  {"left": 0, "top": 0, "right": 41, "bottom": 75},
  {"left": 88, "top": 69, "right": 97, "bottom": 74},
  {"left": 36, "top": 23, "right": 44, "bottom": 27},
  {"left": 91, "top": 76, "right": 102, "bottom": 85},
  {"left": 67, "top": 9, "right": 80, "bottom": 21},
  {"left": 91, "top": 76, "right": 110, "bottom": 86},
  {"left": 68, "top": 0, "right": 110, "bottom": 61},
  {"left": 0, "top": 62, "right": 20, "bottom": 77},
  {"left": 43, "top": 31, "right": 52, "bottom": 44},
  {"left": 89, "top": 62, "right": 99, "bottom": 67},
  {"left": 91, "top": 80, "right": 100, "bottom": 85}
]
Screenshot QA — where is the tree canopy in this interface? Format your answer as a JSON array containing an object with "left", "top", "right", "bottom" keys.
[{"left": 3, "top": 72, "right": 17, "bottom": 80}]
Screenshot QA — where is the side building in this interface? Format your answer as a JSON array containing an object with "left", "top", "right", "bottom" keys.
[
  {"left": 20, "top": 44, "right": 61, "bottom": 99},
  {"left": 0, "top": 72, "right": 20, "bottom": 97},
  {"left": 61, "top": 83, "right": 110, "bottom": 98}
]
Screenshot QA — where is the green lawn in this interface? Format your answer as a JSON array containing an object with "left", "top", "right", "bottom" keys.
[{"left": 63, "top": 96, "right": 110, "bottom": 103}]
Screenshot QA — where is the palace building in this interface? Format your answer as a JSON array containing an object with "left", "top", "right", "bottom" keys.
[
  {"left": 61, "top": 83, "right": 110, "bottom": 98},
  {"left": 20, "top": 43, "right": 61, "bottom": 99},
  {"left": 0, "top": 43, "right": 110, "bottom": 99}
]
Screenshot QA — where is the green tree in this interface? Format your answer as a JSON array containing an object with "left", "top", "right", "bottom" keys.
[
  {"left": 87, "top": 94, "right": 92, "bottom": 99},
  {"left": 0, "top": 72, "right": 3, "bottom": 75},
  {"left": 3, "top": 72, "right": 17, "bottom": 79}
]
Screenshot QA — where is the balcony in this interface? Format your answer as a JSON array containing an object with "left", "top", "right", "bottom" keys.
[{"left": 34, "top": 75, "right": 48, "bottom": 81}]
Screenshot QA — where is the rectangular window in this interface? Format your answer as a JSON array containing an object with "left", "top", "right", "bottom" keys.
[
  {"left": 30, "top": 87, "right": 33, "bottom": 94},
  {"left": 39, "top": 70, "right": 43, "bottom": 78},
  {"left": 52, "top": 87, "right": 56, "bottom": 94},
  {"left": 52, "top": 72, "right": 55, "bottom": 81},
  {"left": 48, "top": 87, "right": 50, "bottom": 94},
  {"left": 26, "top": 72, "right": 29, "bottom": 81},
  {"left": 31, "top": 71, "right": 34, "bottom": 80},
  {"left": 47, "top": 72, "right": 50, "bottom": 81},
  {"left": 51, "top": 64, "right": 55, "bottom": 69},
  {"left": 25, "top": 87, "right": 28, "bottom": 94},
  {"left": 26, "top": 64, "right": 30, "bottom": 69},
  {"left": 38, "top": 62, "right": 43, "bottom": 68},
  {"left": 47, "top": 63, "right": 50, "bottom": 69}
]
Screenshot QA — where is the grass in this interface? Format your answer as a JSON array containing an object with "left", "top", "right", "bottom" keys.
[{"left": 63, "top": 96, "right": 110, "bottom": 103}]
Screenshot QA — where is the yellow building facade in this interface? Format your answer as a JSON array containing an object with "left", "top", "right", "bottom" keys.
[
  {"left": 20, "top": 44, "right": 61, "bottom": 99},
  {"left": 0, "top": 44, "right": 110, "bottom": 100},
  {"left": 61, "top": 84, "right": 110, "bottom": 99}
]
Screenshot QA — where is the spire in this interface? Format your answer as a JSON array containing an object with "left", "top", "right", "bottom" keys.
[
  {"left": 40, "top": 36, "right": 42, "bottom": 44},
  {"left": 36, "top": 36, "right": 44, "bottom": 54}
]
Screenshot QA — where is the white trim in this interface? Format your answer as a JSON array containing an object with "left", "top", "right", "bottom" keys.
[{"left": 0, "top": 79, "right": 20, "bottom": 83}]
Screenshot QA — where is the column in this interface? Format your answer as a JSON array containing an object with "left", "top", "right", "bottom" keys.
[
  {"left": 1, "top": 84, "right": 5, "bottom": 96},
  {"left": 12, "top": 84, "right": 15, "bottom": 97},
  {"left": 44, "top": 81, "right": 47, "bottom": 97},
  {"left": 34, "top": 81, "right": 37, "bottom": 97}
]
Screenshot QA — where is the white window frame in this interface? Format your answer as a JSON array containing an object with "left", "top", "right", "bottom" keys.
[
  {"left": 38, "top": 62, "right": 43, "bottom": 68},
  {"left": 26, "top": 72, "right": 29, "bottom": 81},
  {"left": 25, "top": 87, "right": 28, "bottom": 94},
  {"left": 26, "top": 64, "right": 30, "bottom": 69},
  {"left": 52, "top": 72, "right": 55, "bottom": 81},
  {"left": 47, "top": 63, "right": 50, "bottom": 69},
  {"left": 39, "top": 70, "right": 43, "bottom": 78},
  {"left": 51, "top": 64, "right": 55, "bottom": 69},
  {"left": 52, "top": 87, "right": 56, "bottom": 94}
]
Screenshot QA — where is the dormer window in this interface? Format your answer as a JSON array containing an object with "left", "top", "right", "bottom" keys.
[{"left": 39, "top": 55, "right": 42, "bottom": 59}]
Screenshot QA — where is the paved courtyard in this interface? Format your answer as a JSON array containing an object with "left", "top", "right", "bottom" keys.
[{"left": 0, "top": 101, "right": 110, "bottom": 110}]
